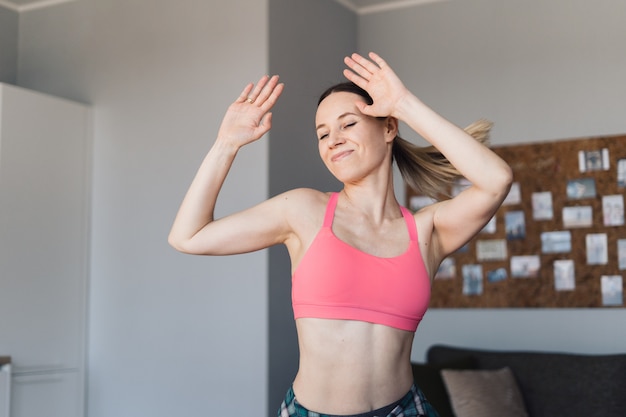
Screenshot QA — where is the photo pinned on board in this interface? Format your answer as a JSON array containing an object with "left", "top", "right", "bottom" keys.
[
  {"left": 511, "top": 255, "right": 540, "bottom": 278},
  {"left": 505, "top": 211, "right": 526, "bottom": 240},
  {"left": 566, "top": 178, "right": 596, "bottom": 200},
  {"left": 462, "top": 264, "right": 483, "bottom": 295},
  {"left": 487, "top": 267, "right": 508, "bottom": 283},
  {"left": 541, "top": 231, "right": 572, "bottom": 254},
  {"left": 476, "top": 239, "right": 508, "bottom": 261},
  {"left": 562, "top": 206, "right": 593, "bottom": 228},
  {"left": 618, "top": 158, "right": 626, "bottom": 188},
  {"left": 602, "top": 194, "right": 625, "bottom": 226},
  {"left": 532, "top": 191, "right": 553, "bottom": 220},
  {"left": 586, "top": 233, "right": 608, "bottom": 265},
  {"left": 601, "top": 275, "right": 623, "bottom": 306},
  {"left": 554, "top": 259, "right": 575, "bottom": 291},
  {"left": 578, "top": 148, "right": 609, "bottom": 173}
]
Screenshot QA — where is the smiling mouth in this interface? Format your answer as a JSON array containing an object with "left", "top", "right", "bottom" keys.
[{"left": 331, "top": 150, "right": 353, "bottom": 162}]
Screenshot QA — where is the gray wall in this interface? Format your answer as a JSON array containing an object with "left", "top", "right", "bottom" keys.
[
  {"left": 17, "top": 1, "right": 270, "bottom": 416},
  {"left": 268, "top": 1, "right": 355, "bottom": 414},
  {"left": 358, "top": 0, "right": 626, "bottom": 360},
  {"left": 0, "top": 6, "right": 18, "bottom": 84}
]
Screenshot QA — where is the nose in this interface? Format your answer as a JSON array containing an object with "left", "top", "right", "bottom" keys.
[{"left": 327, "top": 130, "right": 345, "bottom": 148}]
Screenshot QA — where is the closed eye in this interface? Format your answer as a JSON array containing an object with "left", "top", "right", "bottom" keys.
[{"left": 317, "top": 122, "right": 356, "bottom": 140}]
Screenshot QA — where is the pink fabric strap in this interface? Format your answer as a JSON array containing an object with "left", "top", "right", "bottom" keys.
[{"left": 323, "top": 192, "right": 339, "bottom": 228}]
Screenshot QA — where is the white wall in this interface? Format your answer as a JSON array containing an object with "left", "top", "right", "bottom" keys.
[
  {"left": 358, "top": 0, "right": 626, "bottom": 360},
  {"left": 17, "top": 1, "right": 269, "bottom": 416}
]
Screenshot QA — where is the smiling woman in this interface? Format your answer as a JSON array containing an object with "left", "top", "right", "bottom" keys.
[
  {"left": 315, "top": 91, "right": 394, "bottom": 184},
  {"left": 169, "top": 51, "right": 512, "bottom": 417}
]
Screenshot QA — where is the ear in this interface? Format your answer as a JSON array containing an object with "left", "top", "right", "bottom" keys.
[{"left": 383, "top": 117, "right": 399, "bottom": 143}]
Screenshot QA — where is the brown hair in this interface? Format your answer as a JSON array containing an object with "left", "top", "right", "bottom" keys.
[{"left": 317, "top": 82, "right": 492, "bottom": 200}]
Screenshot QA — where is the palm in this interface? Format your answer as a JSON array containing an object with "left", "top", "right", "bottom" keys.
[
  {"left": 217, "top": 75, "right": 283, "bottom": 148},
  {"left": 342, "top": 52, "right": 408, "bottom": 118},
  {"left": 219, "top": 101, "right": 270, "bottom": 146}
]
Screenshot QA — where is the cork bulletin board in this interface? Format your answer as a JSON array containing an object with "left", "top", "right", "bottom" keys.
[{"left": 406, "top": 134, "right": 626, "bottom": 308}]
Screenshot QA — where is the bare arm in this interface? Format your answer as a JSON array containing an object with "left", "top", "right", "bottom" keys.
[
  {"left": 168, "top": 75, "right": 286, "bottom": 255},
  {"left": 343, "top": 52, "right": 512, "bottom": 261},
  {"left": 408, "top": 97, "right": 512, "bottom": 260}
]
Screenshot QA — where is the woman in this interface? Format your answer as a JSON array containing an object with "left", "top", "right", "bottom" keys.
[{"left": 169, "top": 52, "right": 512, "bottom": 416}]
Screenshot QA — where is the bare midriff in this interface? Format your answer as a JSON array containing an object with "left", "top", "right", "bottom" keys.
[{"left": 292, "top": 318, "right": 415, "bottom": 415}]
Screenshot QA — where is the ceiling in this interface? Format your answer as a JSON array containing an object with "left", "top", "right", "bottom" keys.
[
  {"left": 4, "top": 0, "right": 37, "bottom": 5},
  {"left": 0, "top": 0, "right": 445, "bottom": 13},
  {"left": 0, "top": 0, "right": 77, "bottom": 12},
  {"left": 335, "top": 0, "right": 447, "bottom": 14}
]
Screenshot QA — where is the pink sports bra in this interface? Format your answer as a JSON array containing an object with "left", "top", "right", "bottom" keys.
[{"left": 292, "top": 192, "right": 431, "bottom": 332}]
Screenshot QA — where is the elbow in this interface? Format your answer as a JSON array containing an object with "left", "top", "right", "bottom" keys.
[
  {"left": 495, "top": 163, "right": 514, "bottom": 199},
  {"left": 501, "top": 162, "right": 514, "bottom": 186},
  {"left": 168, "top": 232, "right": 190, "bottom": 254},
  {"left": 167, "top": 234, "right": 182, "bottom": 252},
  {"left": 168, "top": 232, "right": 216, "bottom": 255}
]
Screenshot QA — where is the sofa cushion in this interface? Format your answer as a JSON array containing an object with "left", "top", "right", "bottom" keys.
[
  {"left": 441, "top": 367, "right": 529, "bottom": 417},
  {"left": 412, "top": 356, "right": 476, "bottom": 417},
  {"left": 427, "top": 345, "right": 626, "bottom": 417}
]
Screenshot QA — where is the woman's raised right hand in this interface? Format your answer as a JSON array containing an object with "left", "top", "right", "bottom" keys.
[{"left": 216, "top": 75, "right": 284, "bottom": 149}]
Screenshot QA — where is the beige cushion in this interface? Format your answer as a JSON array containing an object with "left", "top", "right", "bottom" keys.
[{"left": 441, "top": 367, "right": 529, "bottom": 417}]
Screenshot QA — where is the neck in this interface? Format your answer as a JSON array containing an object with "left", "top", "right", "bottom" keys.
[{"left": 340, "top": 176, "right": 400, "bottom": 224}]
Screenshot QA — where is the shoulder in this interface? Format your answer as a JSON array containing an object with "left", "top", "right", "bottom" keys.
[
  {"left": 275, "top": 188, "right": 334, "bottom": 256},
  {"left": 271, "top": 188, "right": 332, "bottom": 224},
  {"left": 272, "top": 188, "right": 329, "bottom": 209},
  {"left": 275, "top": 187, "right": 329, "bottom": 203}
]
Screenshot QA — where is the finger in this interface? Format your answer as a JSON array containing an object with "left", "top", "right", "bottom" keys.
[
  {"left": 236, "top": 83, "right": 255, "bottom": 103},
  {"left": 259, "top": 82, "right": 284, "bottom": 113},
  {"left": 367, "top": 51, "right": 387, "bottom": 69},
  {"left": 350, "top": 52, "right": 381, "bottom": 74},
  {"left": 254, "top": 112, "right": 273, "bottom": 139},
  {"left": 255, "top": 75, "right": 280, "bottom": 105},
  {"left": 260, "top": 112, "right": 273, "bottom": 131},
  {"left": 246, "top": 75, "right": 270, "bottom": 103},
  {"left": 343, "top": 68, "right": 367, "bottom": 90},
  {"left": 344, "top": 55, "right": 371, "bottom": 81}
]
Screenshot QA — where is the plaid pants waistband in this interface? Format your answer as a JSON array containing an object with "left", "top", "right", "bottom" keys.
[{"left": 278, "top": 384, "right": 440, "bottom": 417}]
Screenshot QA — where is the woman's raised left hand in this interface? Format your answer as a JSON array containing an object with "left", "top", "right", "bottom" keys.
[{"left": 343, "top": 52, "right": 410, "bottom": 119}]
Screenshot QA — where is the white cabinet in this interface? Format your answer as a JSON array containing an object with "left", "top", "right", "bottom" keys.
[
  {"left": 0, "top": 83, "right": 90, "bottom": 417},
  {"left": 0, "top": 362, "right": 10, "bottom": 417},
  {"left": 11, "top": 371, "right": 82, "bottom": 417}
]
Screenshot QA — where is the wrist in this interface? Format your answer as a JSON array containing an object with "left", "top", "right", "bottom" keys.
[
  {"left": 393, "top": 91, "right": 424, "bottom": 121},
  {"left": 203, "top": 137, "right": 240, "bottom": 171},
  {"left": 213, "top": 136, "right": 241, "bottom": 156}
]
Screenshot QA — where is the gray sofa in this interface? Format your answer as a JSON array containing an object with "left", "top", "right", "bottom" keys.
[{"left": 411, "top": 344, "right": 626, "bottom": 417}]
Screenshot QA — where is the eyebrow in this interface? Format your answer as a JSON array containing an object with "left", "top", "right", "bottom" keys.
[{"left": 316, "top": 112, "right": 358, "bottom": 131}]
